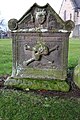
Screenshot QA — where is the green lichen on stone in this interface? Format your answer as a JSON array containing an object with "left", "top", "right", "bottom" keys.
[
  {"left": 52, "top": 28, "right": 58, "bottom": 32},
  {"left": 18, "top": 68, "right": 67, "bottom": 80},
  {"left": 74, "top": 64, "right": 80, "bottom": 88},
  {"left": 65, "top": 20, "right": 75, "bottom": 31},
  {"left": 5, "top": 77, "right": 70, "bottom": 92}
]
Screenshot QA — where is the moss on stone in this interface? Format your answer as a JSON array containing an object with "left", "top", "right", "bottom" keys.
[
  {"left": 5, "top": 77, "right": 70, "bottom": 92},
  {"left": 18, "top": 68, "right": 67, "bottom": 80}
]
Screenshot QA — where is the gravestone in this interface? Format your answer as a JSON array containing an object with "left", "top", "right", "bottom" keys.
[
  {"left": 74, "top": 58, "right": 80, "bottom": 88},
  {"left": 5, "top": 3, "right": 74, "bottom": 91}
]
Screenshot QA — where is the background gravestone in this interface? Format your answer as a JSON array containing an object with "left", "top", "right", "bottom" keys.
[
  {"left": 74, "top": 58, "right": 80, "bottom": 88},
  {"left": 5, "top": 3, "right": 74, "bottom": 91}
]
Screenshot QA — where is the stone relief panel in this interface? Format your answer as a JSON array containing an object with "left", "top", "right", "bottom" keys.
[
  {"left": 8, "top": 3, "right": 75, "bottom": 32},
  {"left": 16, "top": 37, "right": 62, "bottom": 72}
]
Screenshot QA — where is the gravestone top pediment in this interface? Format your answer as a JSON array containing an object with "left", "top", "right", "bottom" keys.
[{"left": 8, "top": 3, "right": 74, "bottom": 32}]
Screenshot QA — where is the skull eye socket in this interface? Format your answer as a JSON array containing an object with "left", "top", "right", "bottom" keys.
[{"left": 35, "top": 51, "right": 38, "bottom": 53}]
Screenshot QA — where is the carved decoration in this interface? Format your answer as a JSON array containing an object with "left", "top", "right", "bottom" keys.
[
  {"left": 35, "top": 8, "right": 47, "bottom": 25},
  {"left": 8, "top": 19, "right": 18, "bottom": 30},
  {"left": 23, "top": 41, "right": 59, "bottom": 66},
  {"left": 65, "top": 20, "right": 75, "bottom": 31},
  {"left": 8, "top": 3, "right": 75, "bottom": 32}
]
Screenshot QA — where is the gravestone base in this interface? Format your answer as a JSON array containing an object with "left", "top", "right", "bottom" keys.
[
  {"left": 74, "top": 64, "right": 80, "bottom": 89},
  {"left": 4, "top": 78, "right": 70, "bottom": 92}
]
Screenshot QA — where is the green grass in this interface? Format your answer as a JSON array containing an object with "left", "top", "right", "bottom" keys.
[
  {"left": 0, "top": 89, "right": 80, "bottom": 120},
  {"left": 68, "top": 38, "right": 80, "bottom": 68},
  {"left": 0, "top": 39, "right": 12, "bottom": 75}
]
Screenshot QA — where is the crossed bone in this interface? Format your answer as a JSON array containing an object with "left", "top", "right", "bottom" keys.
[{"left": 23, "top": 44, "right": 59, "bottom": 66}]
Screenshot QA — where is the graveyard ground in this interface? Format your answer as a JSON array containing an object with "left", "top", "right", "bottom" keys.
[{"left": 0, "top": 38, "right": 80, "bottom": 120}]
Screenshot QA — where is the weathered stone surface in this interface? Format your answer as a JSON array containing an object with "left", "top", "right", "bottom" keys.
[
  {"left": 5, "top": 3, "right": 74, "bottom": 91},
  {"left": 10, "top": 32, "right": 70, "bottom": 80},
  {"left": 8, "top": 19, "right": 18, "bottom": 30},
  {"left": 5, "top": 77, "right": 70, "bottom": 92},
  {"left": 74, "top": 59, "right": 80, "bottom": 88},
  {"left": 0, "top": 79, "right": 4, "bottom": 87}
]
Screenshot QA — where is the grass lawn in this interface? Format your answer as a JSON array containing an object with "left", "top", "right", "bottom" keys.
[
  {"left": 0, "top": 38, "right": 80, "bottom": 120},
  {"left": 0, "top": 39, "right": 12, "bottom": 75},
  {"left": 68, "top": 38, "right": 80, "bottom": 68},
  {"left": 0, "top": 89, "right": 80, "bottom": 120}
]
